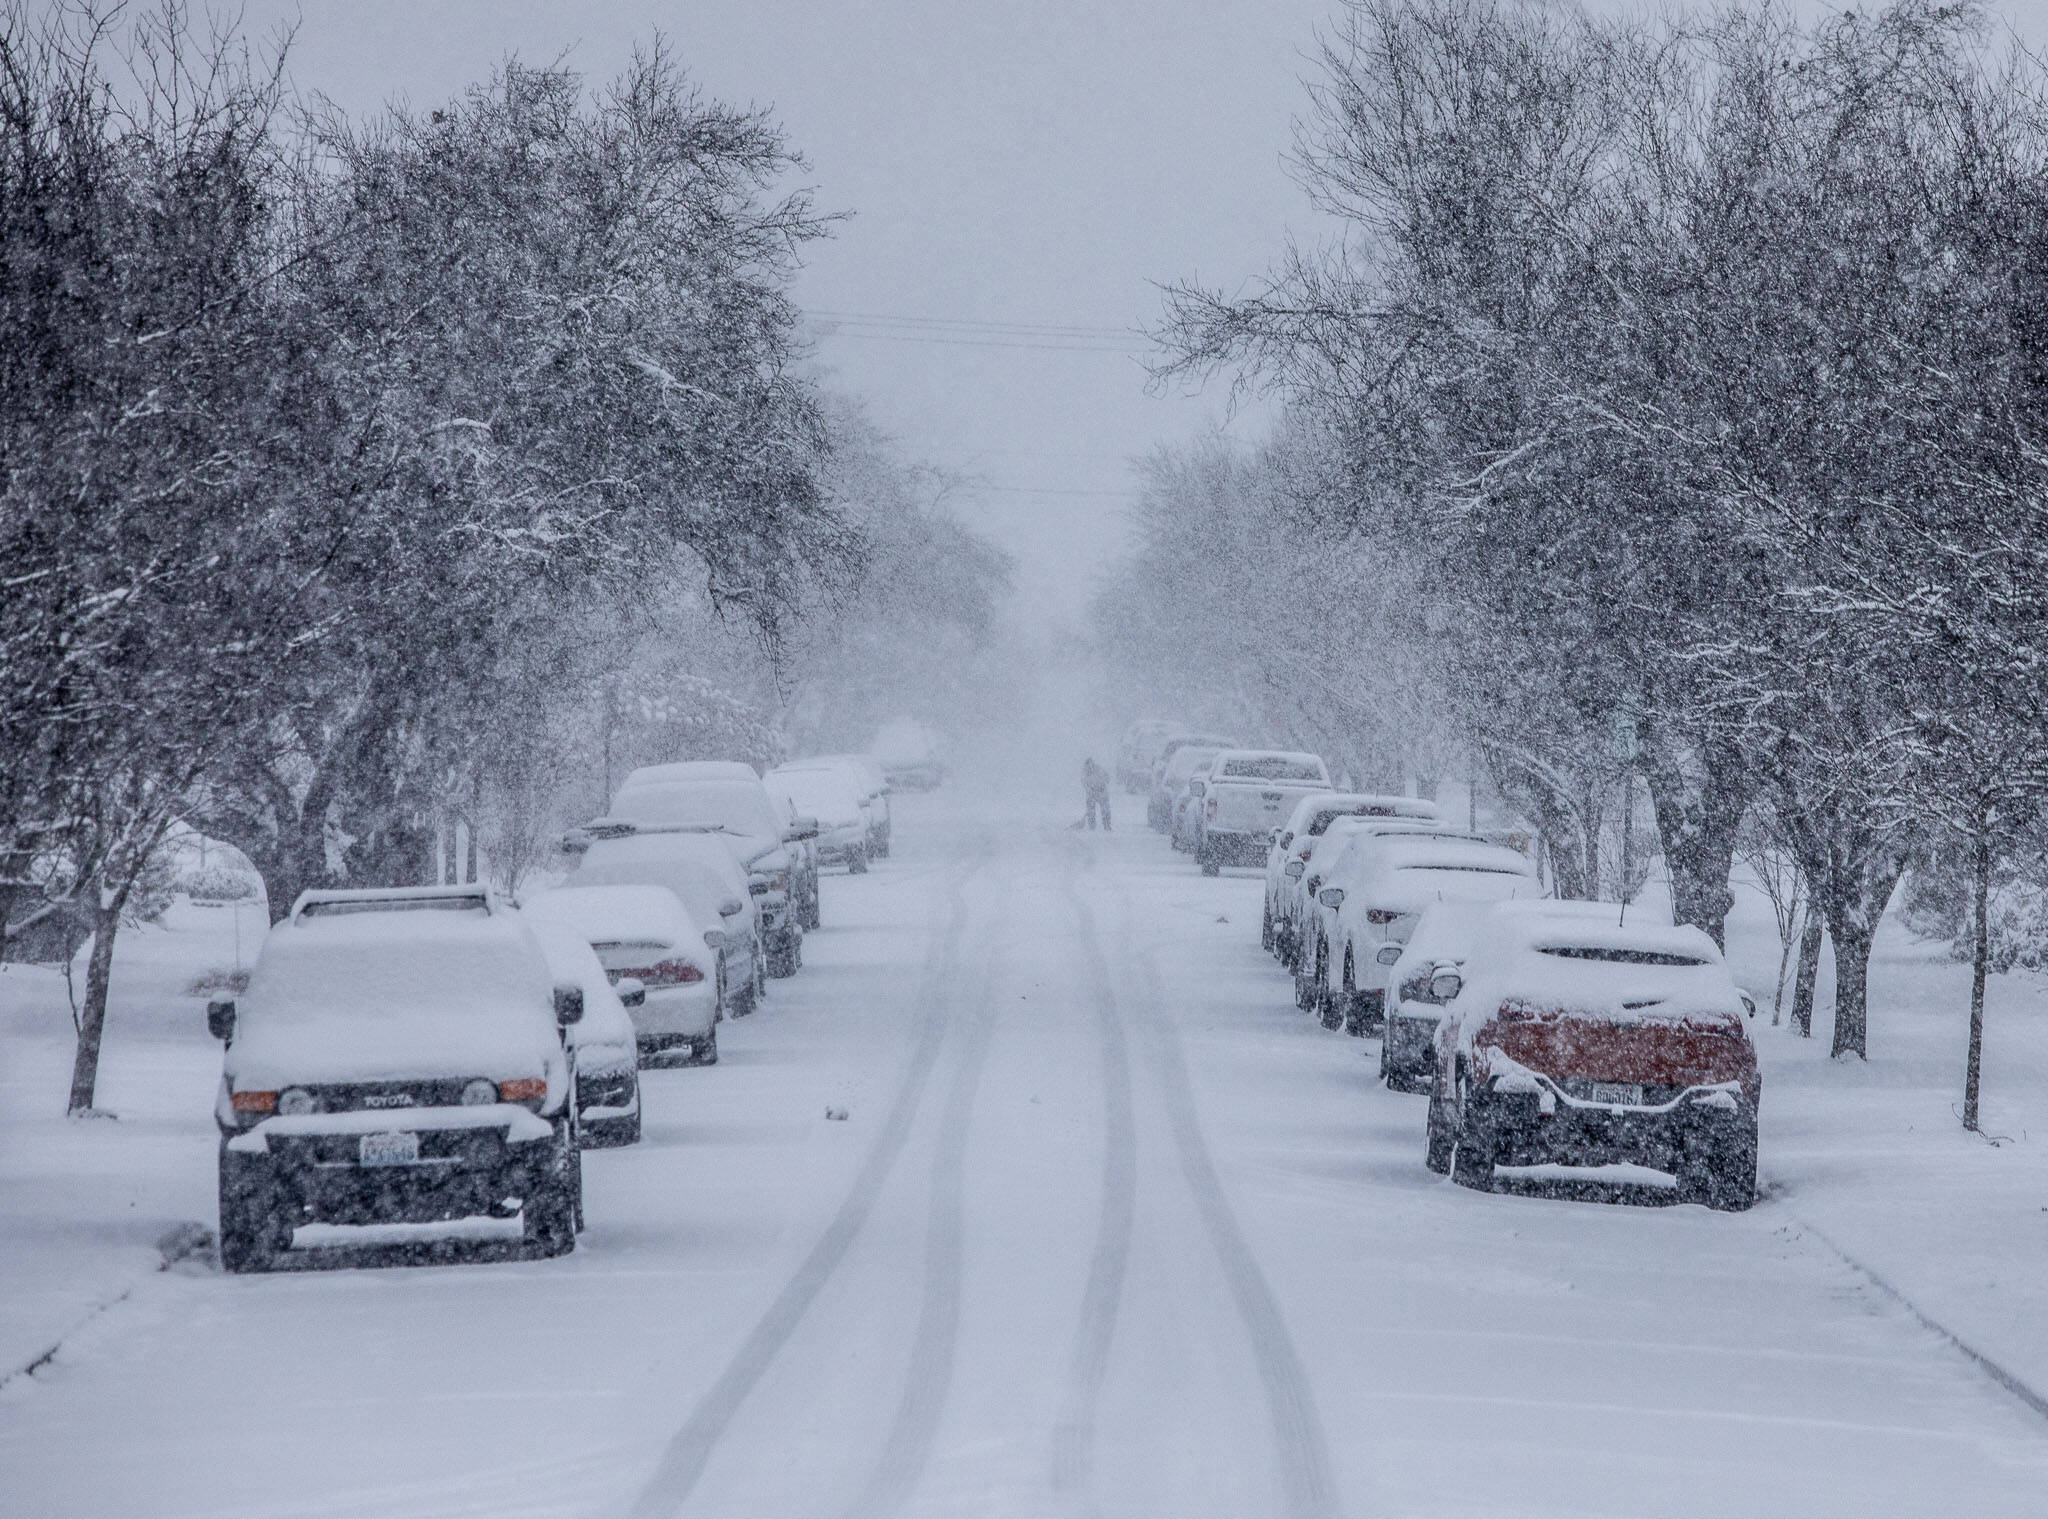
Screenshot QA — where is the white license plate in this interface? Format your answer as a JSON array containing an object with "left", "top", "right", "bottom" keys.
[
  {"left": 359, "top": 1131, "right": 420, "bottom": 1166},
  {"left": 1587, "top": 1082, "right": 1643, "bottom": 1106}
]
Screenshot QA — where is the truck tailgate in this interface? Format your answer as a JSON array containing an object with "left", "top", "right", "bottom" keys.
[{"left": 1209, "top": 782, "right": 1326, "bottom": 835}]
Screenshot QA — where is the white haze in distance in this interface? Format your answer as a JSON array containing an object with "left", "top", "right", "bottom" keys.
[{"left": 240, "top": 0, "right": 2048, "bottom": 637}]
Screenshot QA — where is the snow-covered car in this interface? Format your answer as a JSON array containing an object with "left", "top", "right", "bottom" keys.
[
  {"left": 1191, "top": 749, "right": 1331, "bottom": 874},
  {"left": 1305, "top": 832, "right": 1539, "bottom": 1033},
  {"left": 208, "top": 885, "right": 585, "bottom": 1271},
  {"left": 871, "top": 718, "right": 946, "bottom": 792},
  {"left": 1115, "top": 719, "right": 1187, "bottom": 792},
  {"left": 1378, "top": 899, "right": 1623, "bottom": 1093},
  {"left": 1263, "top": 794, "right": 1442, "bottom": 966},
  {"left": 1424, "top": 915, "right": 1762, "bottom": 1209},
  {"left": 524, "top": 883, "right": 721, "bottom": 1066},
  {"left": 767, "top": 763, "right": 870, "bottom": 879},
  {"left": 781, "top": 753, "right": 892, "bottom": 858},
  {"left": 527, "top": 919, "right": 643, "bottom": 1146},
  {"left": 1169, "top": 752, "right": 1228, "bottom": 851},
  {"left": 1281, "top": 813, "right": 1448, "bottom": 977},
  {"left": 1146, "top": 737, "right": 1234, "bottom": 831},
  {"left": 597, "top": 766, "right": 814, "bottom": 977},
  {"left": 566, "top": 831, "right": 767, "bottom": 1020}
]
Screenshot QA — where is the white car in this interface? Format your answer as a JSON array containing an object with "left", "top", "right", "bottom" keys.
[
  {"left": 525, "top": 884, "right": 721, "bottom": 1067},
  {"left": 1308, "top": 833, "right": 1540, "bottom": 1034},
  {"left": 1263, "top": 794, "right": 1442, "bottom": 965},
  {"left": 781, "top": 754, "right": 891, "bottom": 858},
  {"left": 208, "top": 885, "right": 584, "bottom": 1271},
  {"left": 1284, "top": 814, "right": 1448, "bottom": 979},
  {"left": 599, "top": 768, "right": 813, "bottom": 977},
  {"left": 767, "top": 764, "right": 870, "bottom": 876},
  {"left": 567, "top": 832, "right": 767, "bottom": 1020},
  {"left": 527, "top": 919, "right": 644, "bottom": 1145},
  {"left": 1192, "top": 750, "right": 1332, "bottom": 874},
  {"left": 1378, "top": 899, "right": 1628, "bottom": 1093},
  {"left": 1148, "top": 740, "right": 1229, "bottom": 832}
]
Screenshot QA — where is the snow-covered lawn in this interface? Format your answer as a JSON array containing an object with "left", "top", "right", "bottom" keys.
[{"left": 2, "top": 792, "right": 2046, "bottom": 1517}]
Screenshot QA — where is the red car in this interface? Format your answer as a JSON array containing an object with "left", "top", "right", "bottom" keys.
[{"left": 1425, "top": 915, "right": 1760, "bottom": 1209}]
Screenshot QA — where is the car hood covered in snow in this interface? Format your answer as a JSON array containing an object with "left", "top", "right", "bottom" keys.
[{"left": 225, "top": 908, "right": 564, "bottom": 1090}]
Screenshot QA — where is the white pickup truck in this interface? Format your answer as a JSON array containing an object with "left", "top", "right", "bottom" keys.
[{"left": 1193, "top": 750, "right": 1332, "bottom": 875}]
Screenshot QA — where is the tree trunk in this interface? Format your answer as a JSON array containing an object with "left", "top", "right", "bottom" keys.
[
  {"left": 66, "top": 895, "right": 126, "bottom": 1115},
  {"left": 1963, "top": 812, "right": 1991, "bottom": 1131},
  {"left": 1790, "top": 908, "right": 1823, "bottom": 1038},
  {"left": 1640, "top": 731, "right": 1748, "bottom": 950},
  {"left": 1828, "top": 919, "right": 1875, "bottom": 1059},
  {"left": 1770, "top": 884, "right": 1801, "bottom": 1024}
]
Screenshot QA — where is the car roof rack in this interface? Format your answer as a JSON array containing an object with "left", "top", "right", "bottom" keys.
[{"left": 290, "top": 884, "right": 496, "bottom": 922}]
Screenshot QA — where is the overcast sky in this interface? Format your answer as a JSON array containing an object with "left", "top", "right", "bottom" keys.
[{"left": 238, "top": 0, "right": 2048, "bottom": 631}]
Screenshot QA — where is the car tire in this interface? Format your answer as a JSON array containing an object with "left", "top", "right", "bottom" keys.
[
  {"left": 1451, "top": 1082, "right": 1495, "bottom": 1191},
  {"left": 768, "top": 932, "right": 801, "bottom": 979},
  {"left": 850, "top": 849, "right": 870, "bottom": 875},
  {"left": 217, "top": 1154, "right": 288, "bottom": 1274},
  {"left": 1679, "top": 1123, "right": 1758, "bottom": 1211},
  {"left": 1340, "top": 952, "right": 1366, "bottom": 1036},
  {"left": 695, "top": 1027, "right": 719, "bottom": 1065},
  {"left": 1424, "top": 1081, "right": 1454, "bottom": 1174},
  {"left": 1200, "top": 848, "right": 1220, "bottom": 877},
  {"left": 524, "top": 1123, "right": 579, "bottom": 1257},
  {"left": 1315, "top": 947, "right": 1344, "bottom": 1031},
  {"left": 1261, "top": 903, "right": 1275, "bottom": 953}
]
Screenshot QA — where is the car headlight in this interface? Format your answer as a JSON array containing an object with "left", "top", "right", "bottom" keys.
[
  {"left": 276, "top": 1087, "right": 317, "bottom": 1116},
  {"left": 461, "top": 1078, "right": 498, "bottom": 1106}
]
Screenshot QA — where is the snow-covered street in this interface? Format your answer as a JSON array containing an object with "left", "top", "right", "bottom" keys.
[{"left": 6, "top": 789, "right": 2048, "bottom": 1519}]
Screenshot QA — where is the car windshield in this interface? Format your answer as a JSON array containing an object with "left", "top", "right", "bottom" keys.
[{"left": 611, "top": 780, "right": 782, "bottom": 838}]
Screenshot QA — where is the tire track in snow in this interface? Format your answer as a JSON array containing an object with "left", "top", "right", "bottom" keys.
[
  {"left": 1048, "top": 841, "right": 1138, "bottom": 1510},
  {"left": 622, "top": 837, "right": 992, "bottom": 1519},
  {"left": 834, "top": 885, "right": 1003, "bottom": 1519},
  {"left": 1120, "top": 907, "right": 1344, "bottom": 1519}
]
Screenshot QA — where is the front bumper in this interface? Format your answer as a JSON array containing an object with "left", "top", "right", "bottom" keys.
[{"left": 224, "top": 1107, "right": 560, "bottom": 1227}]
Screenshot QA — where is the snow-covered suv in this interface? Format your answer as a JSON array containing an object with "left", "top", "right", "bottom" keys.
[
  {"left": 208, "top": 886, "right": 586, "bottom": 1272},
  {"left": 1425, "top": 915, "right": 1762, "bottom": 1209}
]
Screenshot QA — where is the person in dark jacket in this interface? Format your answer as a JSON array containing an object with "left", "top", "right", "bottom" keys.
[{"left": 1083, "top": 758, "right": 1112, "bottom": 831}]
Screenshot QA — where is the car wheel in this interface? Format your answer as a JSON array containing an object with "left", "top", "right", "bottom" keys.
[
  {"left": 1679, "top": 1123, "right": 1758, "bottom": 1211},
  {"left": 1451, "top": 1079, "right": 1495, "bottom": 1191},
  {"left": 768, "top": 931, "right": 801, "bottom": 978},
  {"left": 1294, "top": 952, "right": 1319, "bottom": 1012},
  {"left": 1261, "top": 903, "right": 1275, "bottom": 953},
  {"left": 1340, "top": 952, "right": 1366, "bottom": 1036},
  {"left": 695, "top": 1027, "right": 719, "bottom": 1065},
  {"left": 217, "top": 1154, "right": 288, "bottom": 1274},
  {"left": 1316, "top": 948, "right": 1344, "bottom": 1031},
  {"left": 524, "top": 1128, "right": 579, "bottom": 1257},
  {"left": 1378, "top": 1023, "right": 1391, "bottom": 1080},
  {"left": 1424, "top": 1080, "right": 1454, "bottom": 1174}
]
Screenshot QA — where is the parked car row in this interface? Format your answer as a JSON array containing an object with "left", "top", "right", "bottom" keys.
[
  {"left": 1120, "top": 722, "right": 1766, "bottom": 1212},
  {"left": 206, "top": 752, "right": 900, "bottom": 1271}
]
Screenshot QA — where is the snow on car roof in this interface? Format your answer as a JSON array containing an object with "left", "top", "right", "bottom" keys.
[
  {"left": 1458, "top": 918, "right": 1742, "bottom": 1028},
  {"left": 1160, "top": 745, "right": 1224, "bottom": 782},
  {"left": 765, "top": 767, "right": 865, "bottom": 825},
  {"left": 1403, "top": 897, "right": 1652, "bottom": 961},
  {"left": 620, "top": 761, "right": 759, "bottom": 787},
  {"left": 1291, "top": 793, "right": 1442, "bottom": 836},
  {"left": 1312, "top": 817, "right": 1458, "bottom": 864},
  {"left": 571, "top": 832, "right": 751, "bottom": 924},
  {"left": 1372, "top": 833, "right": 1538, "bottom": 877},
  {"left": 522, "top": 882, "right": 699, "bottom": 949}
]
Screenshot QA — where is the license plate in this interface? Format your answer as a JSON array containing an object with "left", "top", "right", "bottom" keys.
[
  {"left": 1587, "top": 1082, "right": 1643, "bottom": 1106},
  {"left": 359, "top": 1131, "right": 420, "bottom": 1166}
]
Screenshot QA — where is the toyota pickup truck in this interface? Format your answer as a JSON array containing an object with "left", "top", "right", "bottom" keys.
[{"left": 1193, "top": 750, "right": 1332, "bottom": 875}]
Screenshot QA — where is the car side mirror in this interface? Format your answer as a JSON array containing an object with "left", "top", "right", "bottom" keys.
[
  {"left": 615, "top": 977, "right": 647, "bottom": 1009},
  {"left": 703, "top": 928, "right": 727, "bottom": 951},
  {"left": 553, "top": 984, "right": 585, "bottom": 1027},
  {"left": 1318, "top": 887, "right": 1345, "bottom": 909},
  {"left": 1739, "top": 990, "right": 1759, "bottom": 1020},
  {"left": 559, "top": 829, "right": 591, "bottom": 856},
  {"left": 719, "top": 897, "right": 745, "bottom": 917},
  {"left": 207, "top": 998, "right": 236, "bottom": 1041},
  {"left": 1284, "top": 860, "right": 1304, "bottom": 879},
  {"left": 1429, "top": 970, "right": 1463, "bottom": 1002},
  {"left": 784, "top": 817, "right": 821, "bottom": 842},
  {"left": 1190, "top": 781, "right": 1206, "bottom": 797},
  {"left": 1375, "top": 945, "right": 1402, "bottom": 967},
  {"left": 880, "top": 784, "right": 894, "bottom": 796}
]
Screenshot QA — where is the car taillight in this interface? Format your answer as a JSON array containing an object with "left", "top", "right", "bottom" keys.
[
  {"left": 1205, "top": 798, "right": 1217, "bottom": 820},
  {"left": 619, "top": 958, "right": 704, "bottom": 987},
  {"left": 1366, "top": 909, "right": 1400, "bottom": 925},
  {"left": 499, "top": 1077, "right": 546, "bottom": 1102},
  {"left": 231, "top": 1089, "right": 277, "bottom": 1113}
]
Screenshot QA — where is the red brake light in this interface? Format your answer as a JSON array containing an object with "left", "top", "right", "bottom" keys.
[
  {"left": 620, "top": 958, "right": 704, "bottom": 987},
  {"left": 1206, "top": 798, "right": 1218, "bottom": 820},
  {"left": 1366, "top": 909, "right": 1400, "bottom": 925}
]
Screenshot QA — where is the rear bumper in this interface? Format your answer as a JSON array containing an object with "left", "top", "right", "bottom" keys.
[
  {"left": 1385, "top": 1010, "right": 1440, "bottom": 1078},
  {"left": 637, "top": 982, "right": 719, "bottom": 1038},
  {"left": 1199, "top": 831, "right": 1270, "bottom": 866}
]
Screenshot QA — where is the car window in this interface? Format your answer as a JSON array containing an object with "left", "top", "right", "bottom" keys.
[
  {"left": 1536, "top": 946, "right": 1710, "bottom": 966},
  {"left": 1219, "top": 756, "right": 1323, "bottom": 780}
]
